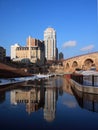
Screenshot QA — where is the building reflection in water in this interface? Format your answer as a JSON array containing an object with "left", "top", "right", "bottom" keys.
[
  {"left": 43, "top": 77, "right": 64, "bottom": 122},
  {"left": 11, "top": 86, "right": 45, "bottom": 114},
  {"left": 2, "top": 76, "right": 98, "bottom": 120},
  {"left": 44, "top": 87, "right": 57, "bottom": 122},
  {"left": 0, "top": 91, "right": 5, "bottom": 104},
  {"left": 10, "top": 77, "right": 63, "bottom": 121},
  {"left": 71, "top": 86, "right": 98, "bottom": 113}
]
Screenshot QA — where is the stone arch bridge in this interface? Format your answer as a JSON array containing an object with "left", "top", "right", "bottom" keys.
[{"left": 63, "top": 52, "right": 98, "bottom": 72}]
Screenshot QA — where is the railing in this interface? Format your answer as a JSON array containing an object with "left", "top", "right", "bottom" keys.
[
  {"left": 71, "top": 74, "right": 83, "bottom": 85},
  {"left": 83, "top": 75, "right": 98, "bottom": 87},
  {"left": 71, "top": 74, "right": 98, "bottom": 87},
  {"left": 64, "top": 51, "right": 98, "bottom": 61}
]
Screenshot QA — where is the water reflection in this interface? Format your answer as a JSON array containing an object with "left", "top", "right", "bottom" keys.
[
  {"left": 44, "top": 87, "right": 56, "bottom": 122},
  {"left": 9, "top": 77, "right": 63, "bottom": 122},
  {"left": 0, "top": 76, "right": 98, "bottom": 116},
  {"left": 10, "top": 87, "right": 45, "bottom": 114},
  {"left": 63, "top": 76, "right": 98, "bottom": 113},
  {"left": 72, "top": 87, "right": 98, "bottom": 112},
  {"left": 0, "top": 91, "right": 5, "bottom": 104},
  {"left": 0, "top": 77, "right": 98, "bottom": 129}
]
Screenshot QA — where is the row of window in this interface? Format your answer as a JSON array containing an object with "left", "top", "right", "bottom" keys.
[{"left": 16, "top": 47, "right": 40, "bottom": 51}]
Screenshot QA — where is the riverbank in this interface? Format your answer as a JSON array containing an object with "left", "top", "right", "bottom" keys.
[{"left": 0, "top": 62, "right": 32, "bottom": 78}]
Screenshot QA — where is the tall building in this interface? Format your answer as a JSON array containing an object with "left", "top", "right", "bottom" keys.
[
  {"left": 0, "top": 46, "right": 6, "bottom": 60},
  {"left": 44, "top": 27, "right": 57, "bottom": 61},
  {"left": 56, "top": 48, "right": 58, "bottom": 60},
  {"left": 59, "top": 52, "right": 64, "bottom": 60}
]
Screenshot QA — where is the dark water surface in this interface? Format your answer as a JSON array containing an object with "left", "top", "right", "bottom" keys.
[{"left": 0, "top": 77, "right": 98, "bottom": 130}]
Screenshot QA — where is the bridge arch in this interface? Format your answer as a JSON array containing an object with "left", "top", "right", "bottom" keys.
[
  {"left": 82, "top": 58, "right": 95, "bottom": 70},
  {"left": 66, "top": 63, "right": 70, "bottom": 69},
  {"left": 84, "top": 58, "right": 93, "bottom": 65},
  {"left": 72, "top": 61, "right": 78, "bottom": 68}
]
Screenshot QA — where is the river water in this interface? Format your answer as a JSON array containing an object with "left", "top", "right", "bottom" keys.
[{"left": 0, "top": 76, "right": 98, "bottom": 130}]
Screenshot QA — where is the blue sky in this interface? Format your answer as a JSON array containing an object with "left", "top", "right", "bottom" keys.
[{"left": 0, "top": 0, "right": 97, "bottom": 58}]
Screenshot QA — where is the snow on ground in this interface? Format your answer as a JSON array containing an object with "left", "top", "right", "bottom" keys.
[{"left": 0, "top": 74, "right": 54, "bottom": 86}]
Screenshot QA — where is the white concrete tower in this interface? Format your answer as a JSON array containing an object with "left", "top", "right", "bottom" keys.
[{"left": 44, "top": 27, "right": 56, "bottom": 61}]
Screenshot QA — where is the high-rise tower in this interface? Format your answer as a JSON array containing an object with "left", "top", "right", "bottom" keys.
[{"left": 44, "top": 27, "right": 56, "bottom": 61}]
